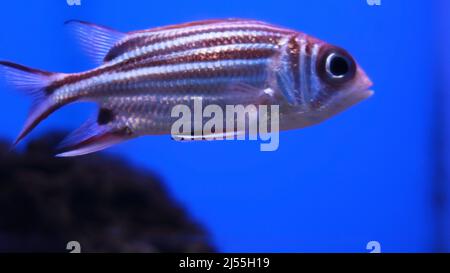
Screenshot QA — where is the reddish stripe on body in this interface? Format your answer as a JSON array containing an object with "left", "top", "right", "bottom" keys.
[
  {"left": 105, "top": 20, "right": 294, "bottom": 62},
  {"left": 47, "top": 34, "right": 284, "bottom": 93}
]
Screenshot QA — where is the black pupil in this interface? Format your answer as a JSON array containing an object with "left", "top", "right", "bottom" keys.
[{"left": 329, "top": 55, "right": 349, "bottom": 77}]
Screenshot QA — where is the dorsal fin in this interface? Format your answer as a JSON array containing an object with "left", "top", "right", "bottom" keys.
[{"left": 65, "top": 20, "right": 126, "bottom": 66}]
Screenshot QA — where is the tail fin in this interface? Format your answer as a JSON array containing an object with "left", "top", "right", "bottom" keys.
[{"left": 0, "top": 61, "right": 62, "bottom": 145}]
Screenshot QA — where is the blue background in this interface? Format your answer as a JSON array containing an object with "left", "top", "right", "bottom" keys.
[{"left": 0, "top": 0, "right": 448, "bottom": 252}]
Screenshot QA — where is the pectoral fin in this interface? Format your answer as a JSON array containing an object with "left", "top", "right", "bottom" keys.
[{"left": 222, "top": 82, "right": 275, "bottom": 105}]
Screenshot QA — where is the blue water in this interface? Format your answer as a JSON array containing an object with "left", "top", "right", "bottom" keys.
[{"left": 0, "top": 0, "right": 446, "bottom": 252}]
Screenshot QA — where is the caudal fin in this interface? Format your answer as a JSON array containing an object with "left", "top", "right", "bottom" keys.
[{"left": 0, "top": 61, "right": 63, "bottom": 145}]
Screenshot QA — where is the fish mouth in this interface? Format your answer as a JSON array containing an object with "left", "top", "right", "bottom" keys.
[
  {"left": 346, "top": 87, "right": 374, "bottom": 105},
  {"left": 363, "top": 89, "right": 375, "bottom": 97},
  {"left": 340, "top": 73, "right": 374, "bottom": 108},
  {"left": 312, "top": 78, "right": 373, "bottom": 121}
]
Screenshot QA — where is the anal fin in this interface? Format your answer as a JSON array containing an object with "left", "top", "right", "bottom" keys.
[{"left": 56, "top": 117, "right": 131, "bottom": 157}]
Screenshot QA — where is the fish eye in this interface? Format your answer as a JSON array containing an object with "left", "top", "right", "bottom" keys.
[
  {"left": 326, "top": 53, "right": 350, "bottom": 78},
  {"left": 318, "top": 48, "right": 356, "bottom": 84}
]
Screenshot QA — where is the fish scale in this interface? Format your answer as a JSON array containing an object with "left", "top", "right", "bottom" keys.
[{"left": 0, "top": 18, "right": 373, "bottom": 156}]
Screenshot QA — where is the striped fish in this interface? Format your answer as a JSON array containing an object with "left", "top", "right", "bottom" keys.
[{"left": 0, "top": 19, "right": 372, "bottom": 156}]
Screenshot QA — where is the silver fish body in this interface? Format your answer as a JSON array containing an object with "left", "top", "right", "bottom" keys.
[{"left": 0, "top": 19, "right": 373, "bottom": 156}]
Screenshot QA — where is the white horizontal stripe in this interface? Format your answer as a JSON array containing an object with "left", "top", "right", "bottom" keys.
[
  {"left": 59, "top": 59, "right": 270, "bottom": 95},
  {"left": 104, "top": 29, "right": 285, "bottom": 67},
  {"left": 105, "top": 75, "right": 265, "bottom": 93},
  {"left": 123, "top": 20, "right": 291, "bottom": 45},
  {"left": 144, "top": 43, "right": 278, "bottom": 62}
]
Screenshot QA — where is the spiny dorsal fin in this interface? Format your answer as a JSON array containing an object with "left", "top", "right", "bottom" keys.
[{"left": 65, "top": 20, "right": 126, "bottom": 66}]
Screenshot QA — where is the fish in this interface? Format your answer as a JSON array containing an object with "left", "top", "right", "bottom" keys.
[{"left": 0, "top": 19, "right": 373, "bottom": 156}]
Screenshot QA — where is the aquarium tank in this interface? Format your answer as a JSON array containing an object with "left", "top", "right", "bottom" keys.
[{"left": 0, "top": 0, "right": 448, "bottom": 254}]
